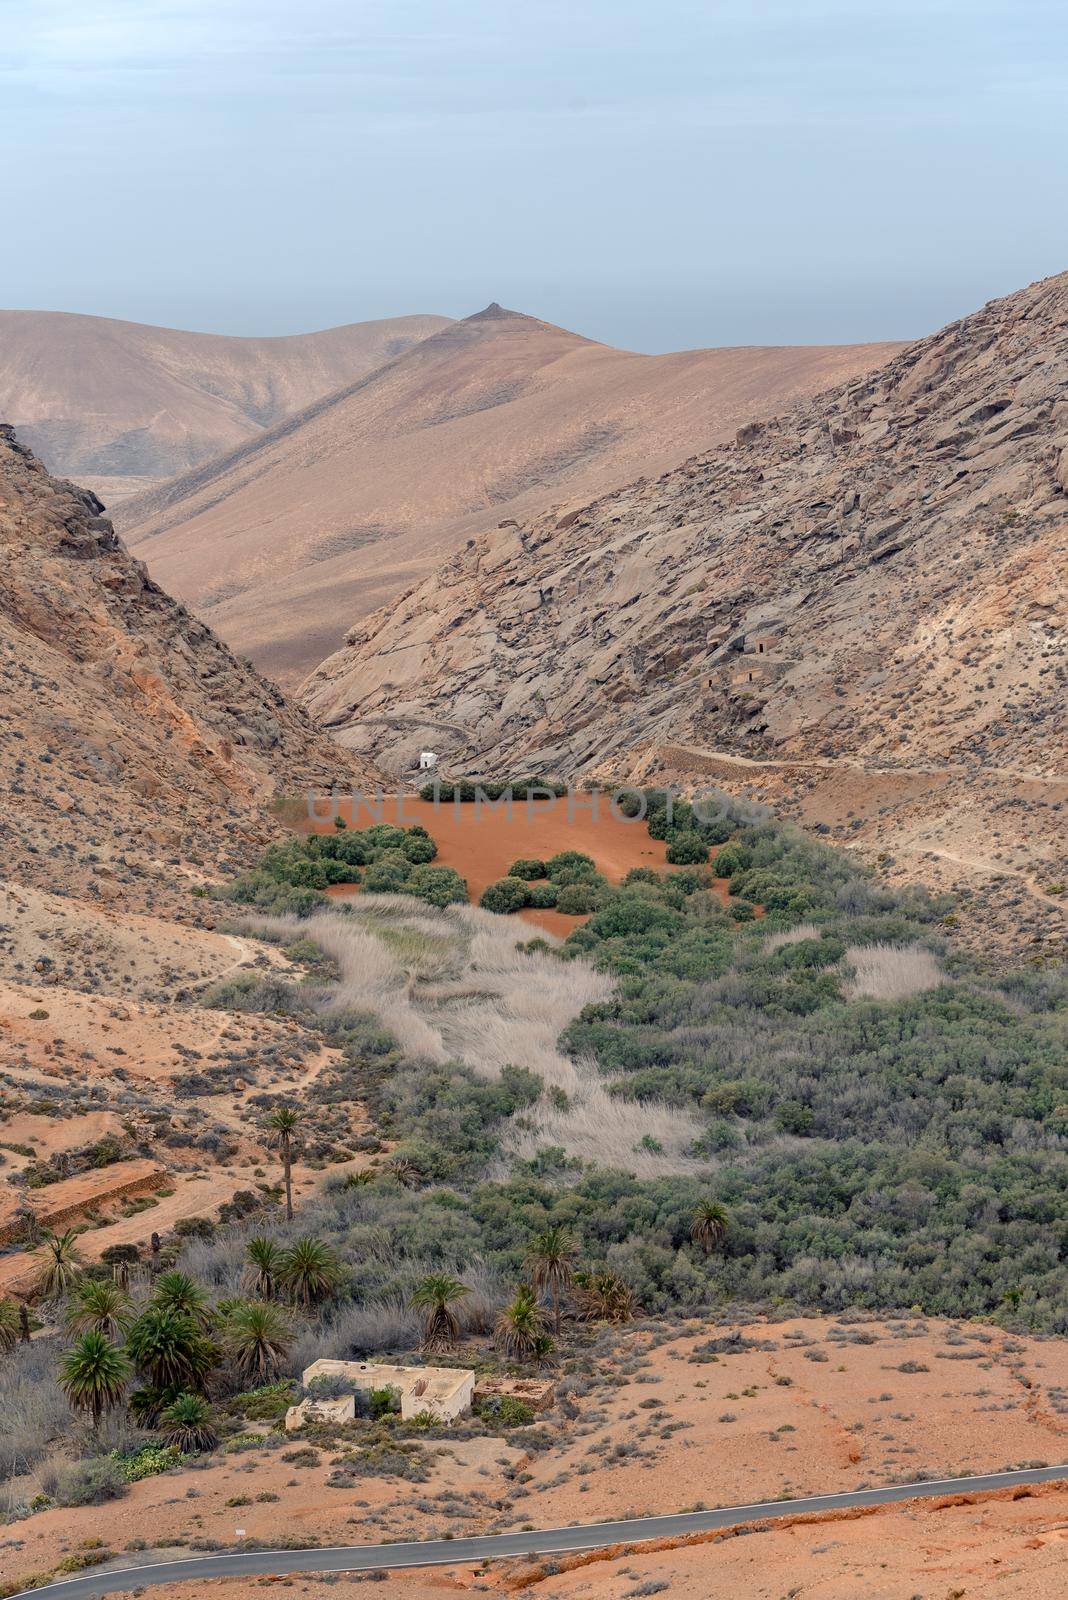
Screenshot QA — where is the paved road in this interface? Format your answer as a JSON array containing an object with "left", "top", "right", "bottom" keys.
[{"left": 12, "top": 1464, "right": 1067, "bottom": 1600}]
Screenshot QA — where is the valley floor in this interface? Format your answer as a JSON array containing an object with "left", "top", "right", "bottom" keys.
[{"left": 4, "top": 1314, "right": 1067, "bottom": 1598}]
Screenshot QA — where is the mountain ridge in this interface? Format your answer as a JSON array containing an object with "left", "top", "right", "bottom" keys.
[
  {"left": 0, "top": 425, "right": 376, "bottom": 911},
  {"left": 0, "top": 308, "right": 452, "bottom": 499},
  {"left": 119, "top": 307, "right": 900, "bottom": 684}
]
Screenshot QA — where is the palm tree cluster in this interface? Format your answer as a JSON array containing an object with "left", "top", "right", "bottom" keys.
[
  {"left": 35, "top": 1229, "right": 343, "bottom": 1446},
  {"left": 4, "top": 1178, "right": 730, "bottom": 1449}
]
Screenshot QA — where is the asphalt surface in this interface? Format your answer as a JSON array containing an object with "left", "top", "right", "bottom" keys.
[{"left": 12, "top": 1463, "right": 1068, "bottom": 1600}]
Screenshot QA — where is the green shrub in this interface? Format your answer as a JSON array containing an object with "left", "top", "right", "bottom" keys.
[
  {"left": 476, "top": 1394, "right": 536, "bottom": 1427},
  {"left": 555, "top": 881, "right": 605, "bottom": 915},
  {"left": 480, "top": 877, "right": 531, "bottom": 914},
  {"left": 509, "top": 858, "right": 548, "bottom": 880},
  {"left": 527, "top": 881, "right": 559, "bottom": 909},
  {"left": 403, "top": 865, "right": 467, "bottom": 907},
  {"left": 546, "top": 851, "right": 598, "bottom": 882},
  {"left": 112, "top": 1444, "right": 185, "bottom": 1483},
  {"left": 665, "top": 833, "right": 709, "bottom": 865},
  {"left": 401, "top": 833, "right": 437, "bottom": 865},
  {"left": 712, "top": 844, "right": 753, "bottom": 878},
  {"left": 363, "top": 852, "right": 413, "bottom": 892}
]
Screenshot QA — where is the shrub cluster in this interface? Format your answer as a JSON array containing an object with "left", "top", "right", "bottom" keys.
[
  {"left": 480, "top": 852, "right": 609, "bottom": 916},
  {"left": 221, "top": 826, "right": 466, "bottom": 914},
  {"left": 418, "top": 778, "right": 567, "bottom": 802}
]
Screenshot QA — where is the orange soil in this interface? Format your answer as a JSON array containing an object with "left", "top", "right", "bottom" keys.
[
  {"left": 312, "top": 793, "right": 677, "bottom": 935},
  {"left": 7, "top": 1316, "right": 1068, "bottom": 1600},
  {"left": 0, "top": 1157, "right": 166, "bottom": 1242}
]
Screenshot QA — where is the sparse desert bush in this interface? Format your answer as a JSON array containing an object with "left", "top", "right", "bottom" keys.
[
  {"left": 0, "top": 1341, "right": 71, "bottom": 1478},
  {"left": 49, "top": 1456, "right": 127, "bottom": 1507}
]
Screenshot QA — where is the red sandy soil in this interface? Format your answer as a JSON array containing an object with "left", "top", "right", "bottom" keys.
[
  {"left": 314, "top": 793, "right": 679, "bottom": 936},
  {"left": 16, "top": 1487, "right": 1068, "bottom": 1600},
  {"left": 6, "top": 1315, "right": 1068, "bottom": 1600}
]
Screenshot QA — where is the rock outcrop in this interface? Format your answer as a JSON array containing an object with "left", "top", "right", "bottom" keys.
[{"left": 0, "top": 427, "right": 376, "bottom": 906}]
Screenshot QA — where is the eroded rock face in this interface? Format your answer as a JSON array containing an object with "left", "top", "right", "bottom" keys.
[
  {"left": 305, "top": 273, "right": 1067, "bottom": 785},
  {"left": 0, "top": 427, "right": 376, "bottom": 904}
]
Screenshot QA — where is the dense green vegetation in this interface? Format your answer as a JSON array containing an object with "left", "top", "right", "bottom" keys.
[
  {"left": 221, "top": 824, "right": 467, "bottom": 914},
  {"left": 418, "top": 777, "right": 568, "bottom": 802},
  {"left": 210, "top": 791, "right": 1067, "bottom": 1331},
  {"left": 176, "top": 799, "right": 1060, "bottom": 1338}
]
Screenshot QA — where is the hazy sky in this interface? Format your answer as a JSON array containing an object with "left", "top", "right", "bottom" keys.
[{"left": 3, "top": 1, "right": 1066, "bottom": 350}]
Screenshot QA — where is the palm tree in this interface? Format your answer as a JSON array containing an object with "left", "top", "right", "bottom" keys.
[
  {"left": 59, "top": 1332, "right": 130, "bottom": 1428},
  {"left": 65, "top": 1273, "right": 132, "bottom": 1337},
  {"left": 244, "top": 1237, "right": 283, "bottom": 1300},
  {"left": 65, "top": 1278, "right": 132, "bottom": 1341},
  {"left": 151, "top": 1271, "right": 214, "bottom": 1327},
  {"left": 572, "top": 1270, "right": 637, "bottom": 1325},
  {"left": 223, "top": 1300, "right": 293, "bottom": 1383},
  {"left": 278, "top": 1237, "right": 342, "bottom": 1309},
  {"left": 690, "top": 1199, "right": 729, "bottom": 1256},
  {"left": 266, "top": 1105, "right": 302, "bottom": 1222},
  {"left": 524, "top": 1226, "right": 578, "bottom": 1337},
  {"left": 158, "top": 1392, "right": 220, "bottom": 1453},
  {"left": 35, "top": 1230, "right": 83, "bottom": 1299},
  {"left": 0, "top": 1298, "right": 19, "bottom": 1354},
  {"left": 495, "top": 1286, "right": 549, "bottom": 1363},
  {"left": 126, "top": 1306, "right": 215, "bottom": 1394},
  {"left": 410, "top": 1274, "right": 469, "bottom": 1352}
]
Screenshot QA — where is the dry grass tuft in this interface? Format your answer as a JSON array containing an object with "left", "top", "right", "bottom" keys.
[
  {"left": 763, "top": 922, "right": 822, "bottom": 951},
  {"left": 841, "top": 942, "right": 943, "bottom": 1001}
]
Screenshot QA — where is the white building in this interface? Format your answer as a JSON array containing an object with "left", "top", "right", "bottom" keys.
[{"left": 286, "top": 1357, "right": 475, "bottom": 1428}]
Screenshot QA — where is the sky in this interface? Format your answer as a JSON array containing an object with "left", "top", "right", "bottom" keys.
[{"left": 2, "top": 0, "right": 1066, "bottom": 351}]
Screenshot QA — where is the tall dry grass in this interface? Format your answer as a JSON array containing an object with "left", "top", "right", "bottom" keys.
[
  {"left": 247, "top": 898, "right": 701, "bottom": 1176},
  {"left": 841, "top": 942, "right": 943, "bottom": 1001},
  {"left": 762, "top": 922, "right": 822, "bottom": 951}
]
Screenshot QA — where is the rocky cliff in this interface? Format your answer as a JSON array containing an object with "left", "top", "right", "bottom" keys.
[
  {"left": 0, "top": 428, "right": 375, "bottom": 906},
  {"left": 303, "top": 273, "right": 1068, "bottom": 944}
]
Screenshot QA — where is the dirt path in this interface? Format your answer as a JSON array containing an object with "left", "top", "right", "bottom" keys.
[{"left": 653, "top": 740, "right": 1066, "bottom": 785}]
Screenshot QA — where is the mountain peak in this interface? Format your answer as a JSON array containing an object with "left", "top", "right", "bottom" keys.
[{"left": 466, "top": 302, "right": 516, "bottom": 322}]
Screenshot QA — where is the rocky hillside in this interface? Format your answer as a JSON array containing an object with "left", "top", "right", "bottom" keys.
[
  {"left": 0, "top": 427, "right": 375, "bottom": 909},
  {"left": 121, "top": 304, "right": 898, "bottom": 684},
  {"left": 305, "top": 274, "right": 1068, "bottom": 945},
  {"left": 0, "top": 309, "right": 450, "bottom": 500}
]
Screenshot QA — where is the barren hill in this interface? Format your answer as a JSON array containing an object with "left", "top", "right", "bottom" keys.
[
  {"left": 120, "top": 304, "right": 899, "bottom": 683},
  {"left": 305, "top": 274, "right": 1068, "bottom": 946},
  {"left": 0, "top": 308, "right": 451, "bottom": 499},
  {"left": 0, "top": 426, "right": 373, "bottom": 909}
]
